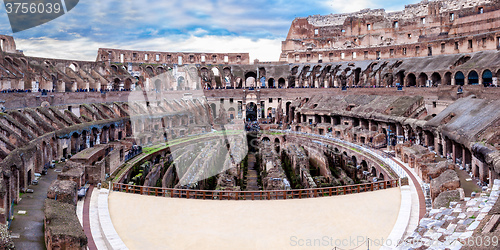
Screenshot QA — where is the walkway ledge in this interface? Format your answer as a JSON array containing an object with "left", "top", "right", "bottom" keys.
[{"left": 98, "top": 189, "right": 129, "bottom": 250}]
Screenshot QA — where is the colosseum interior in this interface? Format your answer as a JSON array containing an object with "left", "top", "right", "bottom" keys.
[{"left": 1, "top": 0, "right": 500, "bottom": 249}]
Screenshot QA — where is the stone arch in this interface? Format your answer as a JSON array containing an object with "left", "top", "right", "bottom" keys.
[
  {"left": 455, "top": 71, "right": 465, "bottom": 85},
  {"left": 395, "top": 71, "right": 405, "bottom": 86},
  {"left": 245, "top": 72, "right": 257, "bottom": 88},
  {"left": 212, "top": 67, "right": 222, "bottom": 88},
  {"left": 70, "top": 132, "right": 80, "bottom": 155},
  {"left": 69, "top": 62, "right": 79, "bottom": 72},
  {"left": 177, "top": 76, "right": 185, "bottom": 90},
  {"left": 268, "top": 78, "right": 275, "bottom": 88},
  {"left": 278, "top": 78, "right": 286, "bottom": 88},
  {"left": 482, "top": 69, "right": 493, "bottom": 86},
  {"left": 157, "top": 66, "right": 165, "bottom": 75},
  {"left": 379, "top": 172, "right": 385, "bottom": 180},
  {"left": 113, "top": 78, "right": 121, "bottom": 90},
  {"left": 228, "top": 107, "right": 236, "bottom": 120},
  {"left": 110, "top": 65, "right": 119, "bottom": 74},
  {"left": 371, "top": 166, "right": 377, "bottom": 177},
  {"left": 406, "top": 73, "right": 416, "bottom": 87},
  {"left": 145, "top": 66, "right": 154, "bottom": 76},
  {"left": 124, "top": 78, "right": 133, "bottom": 90},
  {"left": 154, "top": 79, "right": 162, "bottom": 91},
  {"left": 360, "top": 160, "right": 368, "bottom": 172},
  {"left": 467, "top": 70, "right": 479, "bottom": 85},
  {"left": 246, "top": 102, "right": 257, "bottom": 121},
  {"left": 431, "top": 72, "right": 441, "bottom": 86},
  {"left": 351, "top": 155, "right": 357, "bottom": 167},
  {"left": 418, "top": 73, "right": 428, "bottom": 87},
  {"left": 353, "top": 68, "right": 362, "bottom": 85},
  {"left": 383, "top": 73, "right": 393, "bottom": 87},
  {"left": 444, "top": 72, "right": 452, "bottom": 85},
  {"left": 274, "top": 138, "right": 281, "bottom": 153}
]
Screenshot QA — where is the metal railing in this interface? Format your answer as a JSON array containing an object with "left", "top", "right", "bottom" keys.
[
  {"left": 273, "top": 130, "right": 408, "bottom": 178},
  {"left": 111, "top": 179, "right": 399, "bottom": 200}
]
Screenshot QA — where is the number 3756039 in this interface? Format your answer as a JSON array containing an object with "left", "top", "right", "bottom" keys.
[{"left": 5, "top": 2, "right": 62, "bottom": 14}]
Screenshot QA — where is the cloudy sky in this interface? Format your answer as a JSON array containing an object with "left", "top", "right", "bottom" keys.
[{"left": 0, "top": 0, "right": 417, "bottom": 62}]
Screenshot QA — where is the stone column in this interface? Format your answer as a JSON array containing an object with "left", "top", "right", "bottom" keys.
[
  {"left": 86, "top": 134, "right": 91, "bottom": 149},
  {"left": 96, "top": 132, "right": 101, "bottom": 145},
  {"left": 404, "top": 127, "right": 409, "bottom": 142},
  {"left": 452, "top": 142, "right": 457, "bottom": 165}
]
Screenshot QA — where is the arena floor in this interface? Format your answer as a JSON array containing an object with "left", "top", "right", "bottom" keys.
[{"left": 108, "top": 188, "right": 401, "bottom": 250}]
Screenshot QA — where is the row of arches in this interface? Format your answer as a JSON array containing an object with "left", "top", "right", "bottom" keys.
[{"left": 399, "top": 70, "right": 494, "bottom": 87}]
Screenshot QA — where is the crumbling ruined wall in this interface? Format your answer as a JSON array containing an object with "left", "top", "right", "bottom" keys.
[
  {"left": 44, "top": 199, "right": 87, "bottom": 250},
  {"left": 430, "top": 169, "right": 460, "bottom": 200}
]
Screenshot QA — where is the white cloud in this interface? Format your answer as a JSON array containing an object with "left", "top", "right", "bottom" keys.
[
  {"left": 325, "top": 0, "right": 377, "bottom": 13},
  {"left": 14, "top": 35, "right": 283, "bottom": 63}
]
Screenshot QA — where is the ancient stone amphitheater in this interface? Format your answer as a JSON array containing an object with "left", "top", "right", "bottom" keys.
[{"left": 1, "top": 0, "right": 500, "bottom": 249}]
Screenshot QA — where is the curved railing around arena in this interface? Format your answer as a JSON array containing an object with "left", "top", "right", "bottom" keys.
[{"left": 111, "top": 179, "right": 399, "bottom": 200}]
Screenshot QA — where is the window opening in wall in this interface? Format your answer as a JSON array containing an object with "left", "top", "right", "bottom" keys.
[
  {"left": 329, "top": 53, "right": 334, "bottom": 61},
  {"left": 236, "top": 55, "right": 241, "bottom": 62},
  {"left": 441, "top": 43, "right": 445, "bottom": 51},
  {"left": 306, "top": 54, "right": 311, "bottom": 62},
  {"left": 224, "top": 55, "right": 229, "bottom": 63},
  {"left": 455, "top": 41, "right": 459, "bottom": 50},
  {"left": 403, "top": 47, "right": 407, "bottom": 55},
  {"left": 482, "top": 37, "right": 487, "bottom": 47},
  {"left": 167, "top": 55, "right": 171, "bottom": 62},
  {"left": 178, "top": 56, "right": 183, "bottom": 65},
  {"left": 230, "top": 98, "right": 233, "bottom": 103},
  {"left": 364, "top": 51, "right": 368, "bottom": 59},
  {"left": 367, "top": 24, "right": 371, "bottom": 30},
  {"left": 212, "top": 55, "right": 217, "bottom": 62},
  {"left": 156, "top": 54, "right": 160, "bottom": 61},
  {"left": 145, "top": 54, "right": 148, "bottom": 60},
  {"left": 428, "top": 46, "right": 432, "bottom": 56},
  {"left": 497, "top": 37, "right": 500, "bottom": 49},
  {"left": 269, "top": 98, "right": 273, "bottom": 103},
  {"left": 450, "top": 13, "right": 455, "bottom": 21},
  {"left": 421, "top": 17, "right": 425, "bottom": 24},
  {"left": 120, "top": 54, "right": 124, "bottom": 63},
  {"left": 295, "top": 54, "right": 300, "bottom": 62},
  {"left": 393, "top": 21, "right": 398, "bottom": 28},
  {"left": 341, "top": 29, "right": 345, "bottom": 33},
  {"left": 314, "top": 29, "right": 319, "bottom": 35},
  {"left": 468, "top": 39, "right": 473, "bottom": 49},
  {"left": 352, "top": 52, "right": 356, "bottom": 59},
  {"left": 479, "top": 7, "right": 484, "bottom": 14},
  {"left": 408, "top": 34, "right": 412, "bottom": 39},
  {"left": 201, "top": 55, "right": 206, "bottom": 62},
  {"left": 341, "top": 52, "right": 345, "bottom": 59},
  {"left": 416, "top": 46, "right": 420, "bottom": 54},
  {"left": 390, "top": 49, "right": 394, "bottom": 56},
  {"left": 376, "top": 51, "right": 381, "bottom": 60},
  {"left": 132, "top": 53, "right": 137, "bottom": 59}
]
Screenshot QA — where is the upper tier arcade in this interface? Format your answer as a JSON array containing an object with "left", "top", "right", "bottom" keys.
[{"left": 281, "top": 0, "right": 500, "bottom": 63}]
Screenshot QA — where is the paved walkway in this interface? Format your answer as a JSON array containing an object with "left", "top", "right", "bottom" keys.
[
  {"left": 10, "top": 167, "right": 58, "bottom": 250},
  {"left": 245, "top": 153, "right": 259, "bottom": 191},
  {"left": 108, "top": 188, "right": 401, "bottom": 250},
  {"left": 82, "top": 186, "right": 98, "bottom": 250},
  {"left": 393, "top": 158, "right": 426, "bottom": 220}
]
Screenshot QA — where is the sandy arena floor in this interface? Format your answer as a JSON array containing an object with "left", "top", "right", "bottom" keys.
[{"left": 108, "top": 188, "right": 401, "bottom": 250}]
